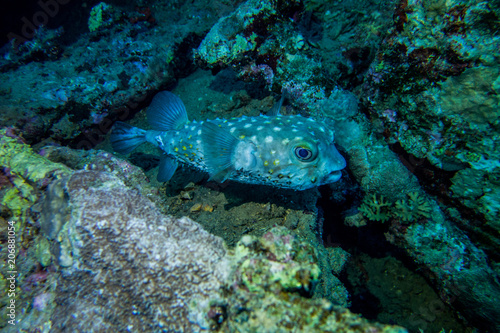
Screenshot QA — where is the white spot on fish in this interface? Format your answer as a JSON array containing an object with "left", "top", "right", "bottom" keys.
[
  {"left": 282, "top": 138, "right": 290, "bottom": 145},
  {"left": 265, "top": 136, "right": 273, "bottom": 143},
  {"left": 230, "top": 127, "right": 237, "bottom": 133},
  {"left": 257, "top": 126, "right": 264, "bottom": 130},
  {"left": 244, "top": 124, "right": 252, "bottom": 128},
  {"left": 191, "top": 126, "right": 196, "bottom": 131},
  {"left": 292, "top": 128, "right": 298, "bottom": 132},
  {"left": 273, "top": 127, "right": 281, "bottom": 132},
  {"left": 250, "top": 136, "right": 257, "bottom": 141},
  {"left": 197, "top": 129, "right": 202, "bottom": 135}
]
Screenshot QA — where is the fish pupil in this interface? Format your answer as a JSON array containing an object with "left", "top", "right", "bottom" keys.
[{"left": 295, "top": 147, "right": 312, "bottom": 160}]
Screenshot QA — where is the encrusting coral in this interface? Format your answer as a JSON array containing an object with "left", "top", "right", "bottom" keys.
[
  {"left": 358, "top": 193, "right": 392, "bottom": 222},
  {"left": 394, "top": 192, "right": 431, "bottom": 222}
]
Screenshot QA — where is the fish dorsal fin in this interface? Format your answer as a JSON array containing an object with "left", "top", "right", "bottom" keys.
[
  {"left": 157, "top": 155, "right": 178, "bottom": 182},
  {"left": 147, "top": 91, "right": 188, "bottom": 131},
  {"left": 201, "top": 121, "right": 238, "bottom": 182},
  {"left": 267, "top": 91, "right": 287, "bottom": 116}
]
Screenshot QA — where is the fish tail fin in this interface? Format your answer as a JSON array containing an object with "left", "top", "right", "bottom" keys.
[
  {"left": 110, "top": 121, "right": 147, "bottom": 155},
  {"left": 147, "top": 91, "right": 188, "bottom": 131}
]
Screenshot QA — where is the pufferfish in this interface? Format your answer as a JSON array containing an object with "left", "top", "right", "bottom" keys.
[{"left": 110, "top": 91, "right": 346, "bottom": 190}]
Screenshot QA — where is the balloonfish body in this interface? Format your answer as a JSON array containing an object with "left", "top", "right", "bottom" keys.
[{"left": 110, "top": 91, "right": 346, "bottom": 190}]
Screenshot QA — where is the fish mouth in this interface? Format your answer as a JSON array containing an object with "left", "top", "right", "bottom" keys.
[
  {"left": 329, "top": 144, "right": 347, "bottom": 169},
  {"left": 323, "top": 170, "right": 342, "bottom": 184}
]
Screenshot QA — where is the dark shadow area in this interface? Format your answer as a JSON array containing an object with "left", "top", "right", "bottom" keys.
[
  {"left": 318, "top": 183, "right": 470, "bottom": 332},
  {"left": 209, "top": 68, "right": 271, "bottom": 100}
]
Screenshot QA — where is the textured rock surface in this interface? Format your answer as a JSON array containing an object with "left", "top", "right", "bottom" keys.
[
  {"left": 43, "top": 170, "right": 230, "bottom": 332},
  {"left": 219, "top": 228, "right": 405, "bottom": 333}
]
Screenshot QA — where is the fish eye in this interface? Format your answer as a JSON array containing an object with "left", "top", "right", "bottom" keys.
[{"left": 294, "top": 146, "right": 314, "bottom": 161}]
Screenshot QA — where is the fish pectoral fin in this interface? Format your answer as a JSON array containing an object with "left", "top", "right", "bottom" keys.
[
  {"left": 207, "top": 169, "right": 233, "bottom": 183},
  {"left": 157, "top": 155, "right": 178, "bottom": 182},
  {"left": 201, "top": 121, "right": 238, "bottom": 182}
]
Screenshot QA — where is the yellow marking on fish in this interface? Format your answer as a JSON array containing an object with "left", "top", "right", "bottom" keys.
[
  {"left": 182, "top": 146, "right": 187, "bottom": 150},
  {"left": 264, "top": 161, "right": 269, "bottom": 166},
  {"left": 273, "top": 159, "right": 280, "bottom": 166},
  {"left": 174, "top": 147, "right": 179, "bottom": 152},
  {"left": 239, "top": 135, "right": 246, "bottom": 139},
  {"left": 189, "top": 144, "right": 193, "bottom": 148}
]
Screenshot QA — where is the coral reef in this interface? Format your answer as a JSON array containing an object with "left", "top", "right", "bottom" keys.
[
  {"left": 0, "top": 1, "right": 227, "bottom": 146},
  {"left": 351, "top": 1, "right": 500, "bottom": 328},
  {"left": 361, "top": 0, "right": 500, "bottom": 228},
  {"left": 195, "top": 0, "right": 300, "bottom": 68},
  {"left": 1, "top": 0, "right": 500, "bottom": 330}
]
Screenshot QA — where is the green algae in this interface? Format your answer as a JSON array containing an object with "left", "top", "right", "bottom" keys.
[{"left": 0, "top": 130, "right": 70, "bottom": 224}]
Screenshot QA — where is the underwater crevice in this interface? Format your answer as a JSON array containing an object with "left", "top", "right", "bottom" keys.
[
  {"left": 317, "top": 184, "right": 427, "bottom": 324},
  {"left": 389, "top": 141, "right": 500, "bottom": 262}
]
